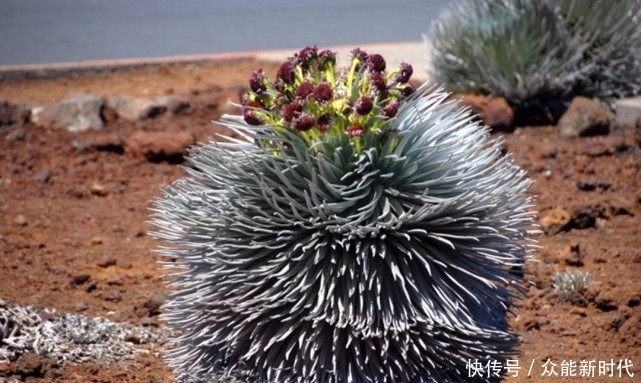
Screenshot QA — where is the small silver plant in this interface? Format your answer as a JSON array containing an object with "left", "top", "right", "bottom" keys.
[{"left": 553, "top": 270, "right": 592, "bottom": 293}]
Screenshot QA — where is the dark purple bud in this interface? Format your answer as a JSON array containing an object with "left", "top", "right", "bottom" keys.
[
  {"left": 383, "top": 100, "right": 399, "bottom": 118},
  {"left": 277, "top": 59, "right": 296, "bottom": 84},
  {"left": 351, "top": 48, "right": 369, "bottom": 62},
  {"left": 346, "top": 125, "right": 366, "bottom": 137},
  {"left": 370, "top": 71, "right": 387, "bottom": 91},
  {"left": 296, "top": 46, "right": 318, "bottom": 70},
  {"left": 295, "top": 81, "right": 315, "bottom": 99},
  {"left": 400, "top": 85, "right": 415, "bottom": 98},
  {"left": 281, "top": 102, "right": 302, "bottom": 122},
  {"left": 397, "top": 62, "right": 413, "bottom": 83},
  {"left": 249, "top": 69, "right": 267, "bottom": 93},
  {"left": 367, "top": 53, "right": 386, "bottom": 72},
  {"left": 242, "top": 107, "right": 265, "bottom": 126},
  {"left": 291, "top": 113, "right": 316, "bottom": 131},
  {"left": 317, "top": 49, "right": 337, "bottom": 70},
  {"left": 355, "top": 96, "right": 374, "bottom": 115},
  {"left": 312, "top": 83, "right": 333, "bottom": 102},
  {"left": 317, "top": 113, "right": 331, "bottom": 132}
]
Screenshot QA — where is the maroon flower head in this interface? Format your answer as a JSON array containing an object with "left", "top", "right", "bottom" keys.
[
  {"left": 370, "top": 71, "right": 388, "bottom": 91},
  {"left": 295, "top": 81, "right": 315, "bottom": 99},
  {"left": 296, "top": 46, "right": 319, "bottom": 70},
  {"left": 312, "top": 83, "right": 333, "bottom": 102},
  {"left": 277, "top": 59, "right": 296, "bottom": 85},
  {"left": 367, "top": 53, "right": 386, "bottom": 72},
  {"left": 317, "top": 49, "right": 337, "bottom": 70},
  {"left": 249, "top": 69, "right": 267, "bottom": 93},
  {"left": 351, "top": 48, "right": 369, "bottom": 62},
  {"left": 397, "top": 62, "right": 414, "bottom": 83},
  {"left": 281, "top": 102, "right": 302, "bottom": 122},
  {"left": 383, "top": 100, "right": 399, "bottom": 118},
  {"left": 292, "top": 113, "right": 316, "bottom": 131},
  {"left": 243, "top": 107, "right": 265, "bottom": 126},
  {"left": 355, "top": 96, "right": 374, "bottom": 115},
  {"left": 346, "top": 125, "right": 366, "bottom": 137}
]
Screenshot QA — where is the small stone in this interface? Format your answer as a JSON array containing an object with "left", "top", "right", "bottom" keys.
[
  {"left": 143, "top": 291, "right": 167, "bottom": 316},
  {"left": 14, "top": 214, "right": 28, "bottom": 226},
  {"left": 89, "top": 183, "right": 109, "bottom": 197},
  {"left": 103, "top": 290, "right": 122, "bottom": 302},
  {"left": 0, "top": 101, "right": 29, "bottom": 126},
  {"left": 90, "top": 236, "right": 104, "bottom": 245},
  {"left": 595, "top": 294, "right": 618, "bottom": 312},
  {"left": 45, "top": 368, "right": 66, "bottom": 380},
  {"left": 140, "top": 316, "right": 160, "bottom": 327},
  {"left": 568, "top": 307, "right": 587, "bottom": 316},
  {"left": 558, "top": 96, "right": 614, "bottom": 138},
  {"left": 107, "top": 274, "right": 124, "bottom": 286},
  {"left": 119, "top": 260, "right": 133, "bottom": 270},
  {"left": 583, "top": 135, "right": 631, "bottom": 157},
  {"left": 610, "top": 313, "right": 628, "bottom": 331},
  {"left": 34, "top": 169, "right": 51, "bottom": 183},
  {"left": 72, "top": 274, "right": 91, "bottom": 285},
  {"left": 30, "top": 93, "right": 104, "bottom": 132},
  {"left": 105, "top": 94, "right": 188, "bottom": 121},
  {"left": 97, "top": 257, "right": 117, "bottom": 268},
  {"left": 540, "top": 208, "right": 572, "bottom": 235},
  {"left": 576, "top": 180, "right": 611, "bottom": 191},
  {"left": 85, "top": 282, "right": 97, "bottom": 293},
  {"left": 125, "top": 334, "right": 142, "bottom": 344},
  {"left": 88, "top": 134, "right": 125, "bottom": 154},
  {"left": 569, "top": 201, "right": 607, "bottom": 229},
  {"left": 608, "top": 196, "right": 634, "bottom": 216}
]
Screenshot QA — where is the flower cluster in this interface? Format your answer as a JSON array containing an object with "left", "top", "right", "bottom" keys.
[{"left": 241, "top": 46, "right": 414, "bottom": 151}]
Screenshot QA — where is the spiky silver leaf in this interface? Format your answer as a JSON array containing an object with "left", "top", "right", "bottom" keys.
[{"left": 151, "top": 84, "right": 537, "bottom": 383}]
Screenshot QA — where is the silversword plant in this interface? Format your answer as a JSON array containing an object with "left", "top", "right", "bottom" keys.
[
  {"left": 427, "top": 0, "right": 641, "bottom": 112},
  {"left": 152, "top": 46, "right": 538, "bottom": 383}
]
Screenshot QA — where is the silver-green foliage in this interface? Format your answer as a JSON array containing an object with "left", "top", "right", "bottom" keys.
[
  {"left": 555, "top": 0, "right": 641, "bottom": 98},
  {"left": 151, "top": 85, "right": 537, "bottom": 383},
  {"left": 553, "top": 270, "right": 592, "bottom": 293},
  {"left": 427, "top": 0, "right": 641, "bottom": 104}
]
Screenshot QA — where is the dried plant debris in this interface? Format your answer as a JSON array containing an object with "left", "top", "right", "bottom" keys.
[{"left": 0, "top": 299, "right": 170, "bottom": 365}]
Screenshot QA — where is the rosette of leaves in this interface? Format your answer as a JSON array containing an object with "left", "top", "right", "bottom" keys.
[
  {"left": 427, "top": 0, "right": 587, "bottom": 110},
  {"left": 427, "top": 0, "right": 641, "bottom": 113},
  {"left": 152, "top": 47, "right": 537, "bottom": 383}
]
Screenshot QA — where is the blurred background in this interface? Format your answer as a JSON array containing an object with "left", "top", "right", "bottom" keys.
[{"left": 0, "top": 0, "right": 447, "bottom": 66}]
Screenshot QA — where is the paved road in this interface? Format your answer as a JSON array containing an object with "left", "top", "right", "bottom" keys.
[{"left": 1, "top": 0, "right": 448, "bottom": 66}]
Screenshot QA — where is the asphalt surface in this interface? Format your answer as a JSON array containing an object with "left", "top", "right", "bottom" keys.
[{"left": 1, "top": 0, "right": 448, "bottom": 66}]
